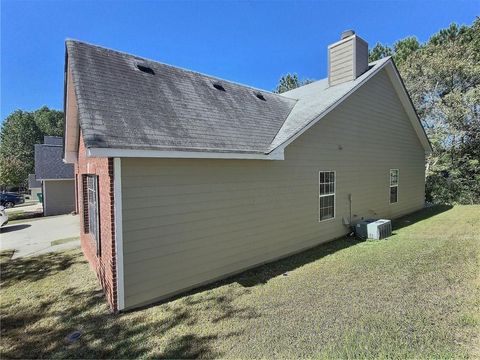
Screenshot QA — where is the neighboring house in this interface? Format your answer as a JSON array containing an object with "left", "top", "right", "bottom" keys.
[
  {"left": 27, "top": 174, "right": 42, "bottom": 201},
  {"left": 35, "top": 136, "right": 75, "bottom": 216},
  {"left": 63, "top": 31, "right": 431, "bottom": 312}
]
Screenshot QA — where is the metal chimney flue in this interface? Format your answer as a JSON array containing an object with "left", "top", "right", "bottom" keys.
[{"left": 341, "top": 29, "right": 355, "bottom": 40}]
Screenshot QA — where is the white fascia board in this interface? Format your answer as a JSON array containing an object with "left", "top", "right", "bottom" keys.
[
  {"left": 271, "top": 59, "right": 391, "bottom": 155},
  {"left": 87, "top": 147, "right": 285, "bottom": 160},
  {"left": 384, "top": 64, "right": 433, "bottom": 155},
  {"left": 113, "top": 158, "right": 125, "bottom": 311}
]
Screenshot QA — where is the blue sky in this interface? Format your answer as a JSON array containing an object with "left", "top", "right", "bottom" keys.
[{"left": 1, "top": 0, "right": 478, "bottom": 121}]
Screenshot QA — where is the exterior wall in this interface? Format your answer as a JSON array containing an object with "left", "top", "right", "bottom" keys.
[
  {"left": 119, "top": 69, "right": 426, "bottom": 309},
  {"left": 43, "top": 180, "right": 75, "bottom": 216},
  {"left": 76, "top": 132, "right": 118, "bottom": 312}
]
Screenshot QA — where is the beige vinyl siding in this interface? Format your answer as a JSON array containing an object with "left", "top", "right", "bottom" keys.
[
  {"left": 120, "top": 69, "right": 425, "bottom": 309},
  {"left": 329, "top": 40, "right": 354, "bottom": 86},
  {"left": 43, "top": 179, "right": 75, "bottom": 216}
]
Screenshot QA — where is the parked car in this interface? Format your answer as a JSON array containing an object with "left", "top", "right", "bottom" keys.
[
  {"left": 0, "top": 206, "right": 8, "bottom": 227},
  {"left": 0, "top": 192, "right": 24, "bottom": 208}
]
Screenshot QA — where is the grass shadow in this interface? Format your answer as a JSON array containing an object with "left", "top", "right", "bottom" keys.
[
  {"left": 0, "top": 224, "right": 31, "bottom": 233},
  {"left": 0, "top": 251, "right": 79, "bottom": 288},
  {"left": 392, "top": 205, "right": 453, "bottom": 231}
]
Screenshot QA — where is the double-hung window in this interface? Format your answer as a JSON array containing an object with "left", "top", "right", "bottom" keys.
[
  {"left": 86, "top": 175, "right": 100, "bottom": 253},
  {"left": 390, "top": 169, "right": 399, "bottom": 204},
  {"left": 319, "top": 171, "right": 335, "bottom": 221}
]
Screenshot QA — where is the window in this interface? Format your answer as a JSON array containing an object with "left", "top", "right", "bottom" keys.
[
  {"left": 390, "top": 169, "right": 399, "bottom": 204},
  {"left": 86, "top": 175, "right": 100, "bottom": 253},
  {"left": 319, "top": 171, "right": 335, "bottom": 221}
]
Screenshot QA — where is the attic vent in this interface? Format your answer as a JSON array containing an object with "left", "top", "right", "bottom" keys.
[
  {"left": 256, "top": 93, "right": 266, "bottom": 101},
  {"left": 213, "top": 83, "right": 226, "bottom": 91},
  {"left": 137, "top": 64, "right": 155, "bottom": 75}
]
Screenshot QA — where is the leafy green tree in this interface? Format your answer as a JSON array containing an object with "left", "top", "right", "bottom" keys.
[
  {"left": 369, "top": 42, "right": 393, "bottom": 62},
  {"left": 0, "top": 107, "right": 64, "bottom": 187},
  {"left": 398, "top": 18, "right": 480, "bottom": 204},
  {"left": 34, "top": 106, "right": 64, "bottom": 136},
  {"left": 274, "top": 73, "right": 314, "bottom": 93}
]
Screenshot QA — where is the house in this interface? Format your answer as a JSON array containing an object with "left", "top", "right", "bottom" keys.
[
  {"left": 63, "top": 31, "right": 431, "bottom": 312},
  {"left": 35, "top": 136, "right": 75, "bottom": 216},
  {"left": 27, "top": 174, "right": 42, "bottom": 201}
]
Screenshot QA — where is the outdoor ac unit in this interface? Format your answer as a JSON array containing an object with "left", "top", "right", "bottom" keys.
[{"left": 355, "top": 219, "right": 392, "bottom": 240}]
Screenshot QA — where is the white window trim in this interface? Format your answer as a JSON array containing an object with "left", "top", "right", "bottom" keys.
[
  {"left": 318, "top": 170, "right": 336, "bottom": 222},
  {"left": 389, "top": 169, "right": 399, "bottom": 204}
]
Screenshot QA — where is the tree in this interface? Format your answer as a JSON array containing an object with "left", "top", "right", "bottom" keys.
[
  {"left": 398, "top": 19, "right": 480, "bottom": 204},
  {"left": 0, "top": 107, "right": 64, "bottom": 187},
  {"left": 34, "top": 106, "right": 64, "bottom": 136},
  {"left": 274, "top": 73, "right": 314, "bottom": 93},
  {"left": 369, "top": 42, "right": 393, "bottom": 62}
]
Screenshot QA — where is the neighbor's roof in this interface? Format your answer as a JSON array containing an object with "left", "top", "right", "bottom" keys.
[
  {"left": 35, "top": 137, "right": 74, "bottom": 180},
  {"left": 65, "top": 41, "right": 426, "bottom": 157},
  {"left": 28, "top": 174, "right": 41, "bottom": 189}
]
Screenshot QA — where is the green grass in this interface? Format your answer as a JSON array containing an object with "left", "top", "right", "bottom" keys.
[
  {"left": 1, "top": 205, "right": 479, "bottom": 359},
  {"left": 51, "top": 236, "right": 80, "bottom": 246}
]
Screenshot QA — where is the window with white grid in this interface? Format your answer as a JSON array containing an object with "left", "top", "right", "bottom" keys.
[
  {"left": 319, "top": 171, "right": 335, "bottom": 221},
  {"left": 390, "top": 169, "right": 399, "bottom": 204}
]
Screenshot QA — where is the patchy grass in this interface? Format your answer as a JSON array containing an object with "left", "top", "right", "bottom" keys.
[
  {"left": 0, "top": 205, "right": 479, "bottom": 359},
  {"left": 6, "top": 209, "right": 42, "bottom": 222},
  {"left": 0, "top": 250, "right": 14, "bottom": 264},
  {"left": 51, "top": 236, "right": 80, "bottom": 246}
]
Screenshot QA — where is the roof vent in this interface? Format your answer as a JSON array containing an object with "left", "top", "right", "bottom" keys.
[
  {"left": 137, "top": 64, "right": 155, "bottom": 75},
  {"left": 340, "top": 29, "right": 355, "bottom": 40},
  {"left": 255, "top": 93, "right": 266, "bottom": 101},
  {"left": 213, "top": 83, "right": 226, "bottom": 91}
]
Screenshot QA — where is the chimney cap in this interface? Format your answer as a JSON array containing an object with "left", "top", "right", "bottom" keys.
[{"left": 341, "top": 29, "right": 355, "bottom": 39}]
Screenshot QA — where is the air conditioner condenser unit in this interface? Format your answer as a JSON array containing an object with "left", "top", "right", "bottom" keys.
[{"left": 355, "top": 219, "right": 392, "bottom": 240}]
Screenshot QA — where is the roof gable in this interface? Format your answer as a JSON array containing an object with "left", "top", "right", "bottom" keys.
[{"left": 271, "top": 58, "right": 431, "bottom": 154}]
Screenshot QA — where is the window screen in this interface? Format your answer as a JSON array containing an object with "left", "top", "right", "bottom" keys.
[
  {"left": 86, "top": 175, "right": 100, "bottom": 253},
  {"left": 319, "top": 171, "right": 335, "bottom": 221},
  {"left": 390, "top": 169, "right": 399, "bottom": 204}
]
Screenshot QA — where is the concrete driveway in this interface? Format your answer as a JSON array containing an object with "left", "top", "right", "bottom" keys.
[{"left": 0, "top": 214, "right": 80, "bottom": 258}]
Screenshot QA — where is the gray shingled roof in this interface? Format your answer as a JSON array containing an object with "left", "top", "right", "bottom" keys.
[
  {"left": 67, "top": 40, "right": 297, "bottom": 154},
  {"left": 35, "top": 137, "right": 74, "bottom": 180},
  {"left": 66, "top": 40, "right": 390, "bottom": 155},
  {"left": 28, "top": 174, "right": 41, "bottom": 188}
]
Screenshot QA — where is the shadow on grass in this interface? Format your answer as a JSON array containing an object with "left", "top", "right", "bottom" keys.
[
  {"left": 1, "top": 252, "right": 249, "bottom": 359},
  {"left": 392, "top": 205, "right": 453, "bottom": 231},
  {"left": 0, "top": 224, "right": 31, "bottom": 233},
  {"left": 0, "top": 251, "right": 79, "bottom": 288}
]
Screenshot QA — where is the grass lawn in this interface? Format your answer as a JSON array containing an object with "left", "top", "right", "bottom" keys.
[{"left": 1, "top": 205, "right": 479, "bottom": 359}]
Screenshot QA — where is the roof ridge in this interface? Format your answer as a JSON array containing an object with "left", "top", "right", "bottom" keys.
[{"left": 65, "top": 39, "right": 293, "bottom": 100}]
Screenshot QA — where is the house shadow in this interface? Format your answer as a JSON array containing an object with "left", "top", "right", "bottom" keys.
[
  {"left": 392, "top": 204, "right": 453, "bottom": 231},
  {"left": 167, "top": 205, "right": 455, "bottom": 295},
  {"left": 0, "top": 224, "right": 31, "bottom": 233}
]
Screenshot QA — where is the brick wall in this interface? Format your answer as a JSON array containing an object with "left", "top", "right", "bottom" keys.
[{"left": 76, "top": 131, "right": 118, "bottom": 312}]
